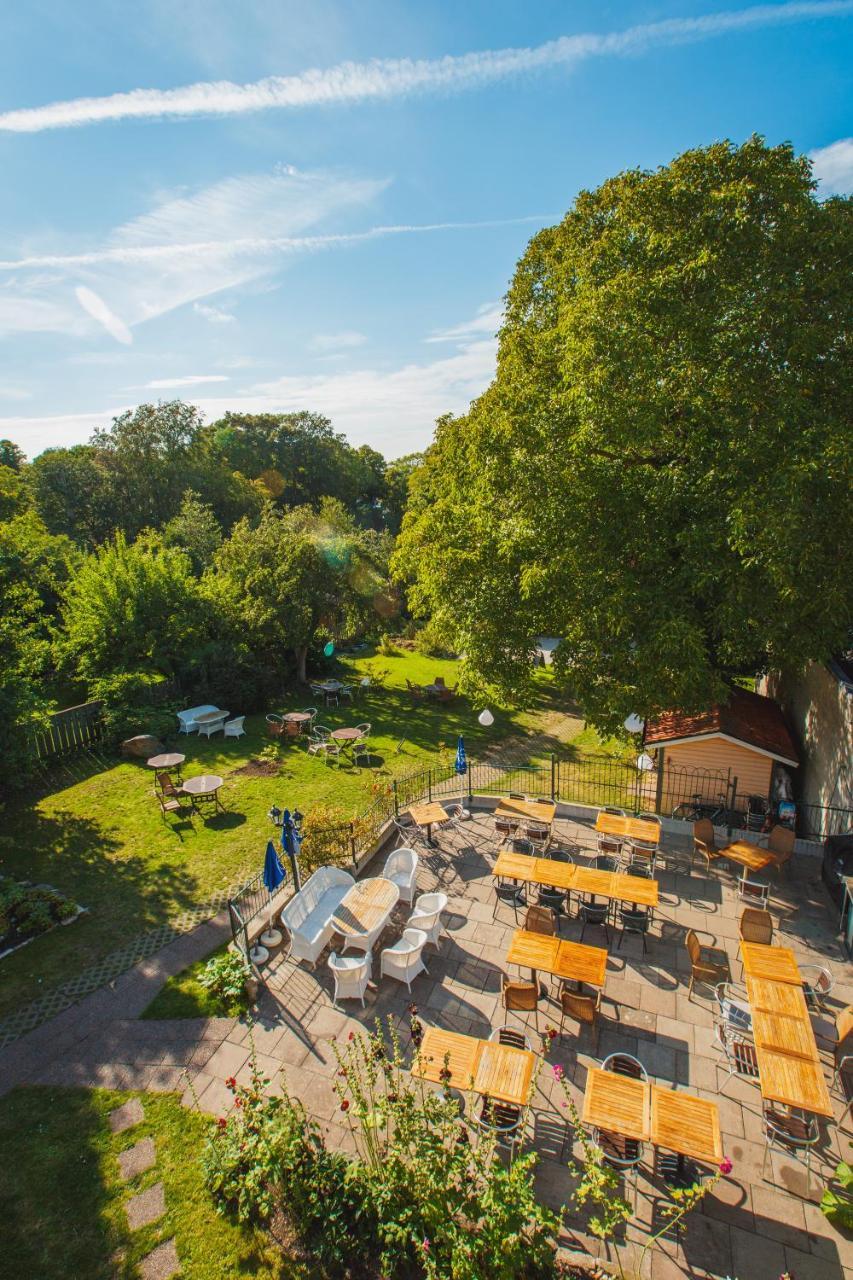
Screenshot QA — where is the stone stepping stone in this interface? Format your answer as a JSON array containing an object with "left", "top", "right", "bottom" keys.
[
  {"left": 139, "top": 1238, "right": 181, "bottom": 1280},
  {"left": 117, "top": 1137, "right": 156, "bottom": 1182},
  {"left": 125, "top": 1181, "right": 165, "bottom": 1230},
  {"left": 109, "top": 1097, "right": 145, "bottom": 1133}
]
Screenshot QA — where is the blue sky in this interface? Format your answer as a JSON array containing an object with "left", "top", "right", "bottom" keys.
[{"left": 1, "top": 0, "right": 851, "bottom": 461}]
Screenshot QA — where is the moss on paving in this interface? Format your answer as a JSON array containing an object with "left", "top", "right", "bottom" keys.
[{"left": 0, "top": 1085, "right": 296, "bottom": 1280}]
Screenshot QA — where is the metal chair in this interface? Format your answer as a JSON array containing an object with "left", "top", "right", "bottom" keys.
[
  {"left": 714, "top": 1020, "right": 760, "bottom": 1093},
  {"left": 525, "top": 821, "right": 551, "bottom": 852},
  {"left": 762, "top": 1105, "right": 819, "bottom": 1194},
  {"left": 524, "top": 904, "right": 557, "bottom": 936},
  {"left": 603, "top": 806, "right": 626, "bottom": 817},
  {"left": 602, "top": 1052, "right": 648, "bottom": 1081},
  {"left": 739, "top": 907, "right": 773, "bottom": 945},
  {"left": 489, "top": 1025, "right": 532, "bottom": 1051},
  {"left": 508, "top": 792, "right": 527, "bottom": 801},
  {"left": 714, "top": 982, "right": 753, "bottom": 1036},
  {"left": 801, "top": 965, "right": 834, "bottom": 1012},
  {"left": 495, "top": 815, "right": 519, "bottom": 841},
  {"left": 738, "top": 874, "right": 770, "bottom": 908},
  {"left": 597, "top": 835, "right": 622, "bottom": 859},
  {"left": 493, "top": 877, "right": 526, "bottom": 921},
  {"left": 595, "top": 854, "right": 619, "bottom": 872},
  {"left": 618, "top": 906, "right": 651, "bottom": 954},
  {"left": 580, "top": 899, "right": 611, "bottom": 945},
  {"left": 475, "top": 1098, "right": 524, "bottom": 1155}
]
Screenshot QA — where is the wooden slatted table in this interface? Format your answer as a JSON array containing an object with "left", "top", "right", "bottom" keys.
[
  {"left": 330, "top": 877, "right": 399, "bottom": 939},
  {"left": 573, "top": 866, "right": 659, "bottom": 909},
  {"left": 754, "top": 1046, "right": 833, "bottom": 1117},
  {"left": 740, "top": 942, "right": 801, "bottom": 985},
  {"left": 720, "top": 840, "right": 775, "bottom": 873},
  {"left": 407, "top": 801, "right": 450, "bottom": 844},
  {"left": 595, "top": 813, "right": 661, "bottom": 845},
  {"left": 492, "top": 851, "right": 576, "bottom": 891},
  {"left": 752, "top": 1010, "right": 818, "bottom": 1061},
  {"left": 507, "top": 929, "right": 608, "bottom": 988},
  {"left": 745, "top": 976, "right": 810, "bottom": 1019},
  {"left": 412, "top": 1026, "right": 536, "bottom": 1106},
  {"left": 650, "top": 1087, "right": 722, "bottom": 1164},
  {"left": 495, "top": 798, "right": 556, "bottom": 826},
  {"left": 582, "top": 1068, "right": 649, "bottom": 1141}
]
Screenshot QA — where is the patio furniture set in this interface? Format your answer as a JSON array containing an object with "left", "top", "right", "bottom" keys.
[
  {"left": 150, "top": 754, "right": 225, "bottom": 820},
  {"left": 267, "top": 706, "right": 373, "bottom": 767},
  {"left": 406, "top": 675, "right": 458, "bottom": 702},
  {"left": 176, "top": 705, "right": 245, "bottom": 740}
]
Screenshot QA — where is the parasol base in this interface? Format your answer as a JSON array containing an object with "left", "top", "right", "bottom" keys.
[
  {"left": 456, "top": 807, "right": 471, "bottom": 820},
  {"left": 260, "top": 928, "right": 282, "bottom": 948},
  {"left": 249, "top": 944, "right": 269, "bottom": 965}
]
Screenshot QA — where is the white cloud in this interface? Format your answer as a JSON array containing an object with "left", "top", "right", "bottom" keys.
[
  {"left": 0, "top": 409, "right": 129, "bottom": 457},
  {"left": 810, "top": 137, "right": 853, "bottom": 195},
  {"left": 134, "top": 374, "right": 230, "bottom": 389},
  {"left": 426, "top": 302, "right": 503, "bottom": 343},
  {"left": 0, "top": 291, "right": 83, "bottom": 336},
  {"left": 193, "top": 300, "right": 235, "bottom": 324},
  {"left": 1, "top": 2, "right": 850, "bottom": 132},
  {"left": 309, "top": 330, "right": 367, "bottom": 353},
  {"left": 0, "top": 384, "right": 33, "bottom": 401},
  {"left": 75, "top": 286, "right": 133, "bottom": 345}
]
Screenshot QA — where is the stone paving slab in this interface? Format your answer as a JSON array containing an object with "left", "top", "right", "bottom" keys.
[
  {"left": 108, "top": 1097, "right": 144, "bottom": 1133},
  {"left": 126, "top": 1181, "right": 166, "bottom": 1230},
  {"left": 139, "top": 1238, "right": 181, "bottom": 1280},
  {"left": 117, "top": 1136, "right": 156, "bottom": 1182}
]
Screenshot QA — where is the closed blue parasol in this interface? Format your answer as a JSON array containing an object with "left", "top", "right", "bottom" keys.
[
  {"left": 455, "top": 735, "right": 469, "bottom": 817},
  {"left": 254, "top": 841, "right": 287, "bottom": 960},
  {"left": 263, "top": 840, "right": 286, "bottom": 895},
  {"left": 280, "top": 808, "right": 303, "bottom": 892}
]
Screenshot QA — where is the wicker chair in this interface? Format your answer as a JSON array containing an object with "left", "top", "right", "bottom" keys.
[
  {"left": 502, "top": 975, "right": 540, "bottom": 1028},
  {"left": 559, "top": 988, "right": 601, "bottom": 1043},
  {"left": 524, "top": 904, "right": 557, "bottom": 936},
  {"left": 739, "top": 907, "right": 773, "bottom": 945},
  {"left": 685, "top": 929, "right": 729, "bottom": 1000},
  {"left": 767, "top": 825, "right": 795, "bottom": 874},
  {"left": 692, "top": 818, "right": 724, "bottom": 870}
]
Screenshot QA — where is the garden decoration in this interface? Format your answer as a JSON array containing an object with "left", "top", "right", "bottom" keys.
[
  {"left": 477, "top": 708, "right": 494, "bottom": 727},
  {"left": 323, "top": 641, "right": 335, "bottom": 657},
  {"left": 253, "top": 840, "right": 286, "bottom": 961}
]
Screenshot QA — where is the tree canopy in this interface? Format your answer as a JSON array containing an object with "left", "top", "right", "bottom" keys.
[{"left": 395, "top": 137, "right": 853, "bottom": 728}]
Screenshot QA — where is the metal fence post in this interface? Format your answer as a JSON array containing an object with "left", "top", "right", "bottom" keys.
[
  {"left": 428, "top": 768, "right": 432, "bottom": 802},
  {"left": 393, "top": 779, "right": 399, "bottom": 817},
  {"left": 550, "top": 753, "right": 556, "bottom": 801},
  {"left": 728, "top": 776, "right": 738, "bottom": 837},
  {"left": 468, "top": 762, "right": 473, "bottom": 802}
]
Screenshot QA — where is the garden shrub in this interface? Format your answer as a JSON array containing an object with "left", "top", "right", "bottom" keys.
[
  {"left": 198, "top": 950, "right": 251, "bottom": 1008},
  {"left": 0, "top": 877, "right": 80, "bottom": 952},
  {"left": 90, "top": 670, "right": 180, "bottom": 745},
  {"left": 414, "top": 619, "right": 454, "bottom": 659}
]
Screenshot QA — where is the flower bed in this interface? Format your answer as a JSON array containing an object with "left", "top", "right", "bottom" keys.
[{"left": 0, "top": 877, "right": 85, "bottom": 959}]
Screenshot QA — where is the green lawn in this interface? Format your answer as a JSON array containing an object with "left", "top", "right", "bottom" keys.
[
  {"left": 0, "top": 648, "right": 601, "bottom": 1019},
  {"left": 141, "top": 942, "right": 249, "bottom": 1020},
  {"left": 0, "top": 1086, "right": 292, "bottom": 1280}
]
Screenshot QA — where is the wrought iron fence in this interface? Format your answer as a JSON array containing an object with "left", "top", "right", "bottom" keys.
[{"left": 796, "top": 802, "right": 853, "bottom": 842}]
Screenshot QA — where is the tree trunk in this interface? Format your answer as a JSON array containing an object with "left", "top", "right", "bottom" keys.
[{"left": 295, "top": 646, "right": 308, "bottom": 684}]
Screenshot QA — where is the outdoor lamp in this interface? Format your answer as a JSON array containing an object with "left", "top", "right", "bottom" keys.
[
  {"left": 477, "top": 709, "right": 494, "bottom": 727},
  {"left": 623, "top": 714, "right": 644, "bottom": 734}
]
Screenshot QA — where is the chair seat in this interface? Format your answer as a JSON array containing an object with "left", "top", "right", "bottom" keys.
[{"left": 330, "top": 953, "right": 369, "bottom": 973}]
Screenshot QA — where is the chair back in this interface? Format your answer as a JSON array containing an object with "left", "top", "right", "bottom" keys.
[
  {"left": 502, "top": 977, "right": 539, "bottom": 1011},
  {"left": 508, "top": 792, "right": 526, "bottom": 801},
  {"left": 225, "top": 716, "right": 245, "bottom": 732},
  {"left": 739, "top": 907, "right": 773, "bottom": 945},
  {"left": 525, "top": 822, "right": 550, "bottom": 842},
  {"left": 414, "top": 891, "right": 447, "bottom": 916},
  {"left": 580, "top": 900, "right": 608, "bottom": 923},
  {"left": 495, "top": 817, "right": 517, "bottom": 837},
  {"left": 384, "top": 847, "right": 417, "bottom": 879},
  {"left": 489, "top": 1025, "right": 531, "bottom": 1050},
  {"left": 685, "top": 929, "right": 702, "bottom": 967},
  {"left": 603, "top": 806, "right": 626, "bottom": 816},
  {"left": 768, "top": 825, "right": 795, "bottom": 857},
  {"left": 595, "top": 854, "right": 618, "bottom": 871},
  {"left": 619, "top": 906, "right": 649, "bottom": 930},
  {"left": 602, "top": 1052, "right": 647, "bottom": 1080},
  {"left": 693, "top": 817, "right": 715, "bottom": 846},
  {"left": 524, "top": 905, "right": 556, "bottom": 936},
  {"left": 638, "top": 812, "right": 662, "bottom": 825},
  {"left": 156, "top": 771, "right": 178, "bottom": 796},
  {"left": 356, "top": 722, "right": 371, "bottom": 735},
  {"left": 561, "top": 990, "right": 598, "bottom": 1025}
]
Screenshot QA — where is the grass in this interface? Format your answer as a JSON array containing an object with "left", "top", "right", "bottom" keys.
[
  {"left": 141, "top": 942, "right": 250, "bottom": 1020},
  {"left": 0, "top": 647, "right": 615, "bottom": 1019},
  {"left": 0, "top": 1086, "right": 294, "bottom": 1280}
]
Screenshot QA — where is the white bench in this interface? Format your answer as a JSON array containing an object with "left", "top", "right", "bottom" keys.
[
  {"left": 280, "top": 865, "right": 355, "bottom": 965},
  {"left": 177, "top": 704, "right": 220, "bottom": 734}
]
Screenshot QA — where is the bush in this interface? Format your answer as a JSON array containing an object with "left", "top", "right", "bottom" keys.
[
  {"left": 198, "top": 950, "right": 251, "bottom": 1002},
  {"left": 414, "top": 619, "right": 454, "bottom": 658},
  {"left": 0, "top": 877, "right": 81, "bottom": 949},
  {"left": 90, "top": 670, "right": 181, "bottom": 745}
]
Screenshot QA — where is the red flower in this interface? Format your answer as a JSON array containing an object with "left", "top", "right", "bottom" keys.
[
  {"left": 225, "top": 1076, "right": 236, "bottom": 1089},
  {"left": 340, "top": 1099, "right": 350, "bottom": 1111},
  {"left": 348, "top": 1031, "right": 355, "bottom": 1041},
  {"left": 719, "top": 1157, "right": 733, "bottom": 1175},
  {"left": 217, "top": 1117, "right": 227, "bottom": 1129},
  {"left": 234, "top": 1097, "right": 242, "bottom": 1108}
]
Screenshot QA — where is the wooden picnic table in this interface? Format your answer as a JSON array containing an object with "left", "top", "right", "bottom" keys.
[
  {"left": 720, "top": 840, "right": 775, "bottom": 873},
  {"left": 407, "top": 801, "right": 450, "bottom": 844},
  {"left": 582, "top": 1069, "right": 723, "bottom": 1164},
  {"left": 595, "top": 813, "right": 661, "bottom": 845},
  {"left": 740, "top": 941, "right": 801, "bottom": 985},
  {"left": 507, "top": 929, "right": 608, "bottom": 988},
  {"left": 754, "top": 1046, "right": 833, "bottom": 1117},
  {"left": 573, "top": 866, "right": 659, "bottom": 909},
  {"left": 492, "top": 851, "right": 575, "bottom": 891},
  {"left": 330, "top": 877, "right": 399, "bottom": 939},
  {"left": 495, "top": 798, "right": 556, "bottom": 825},
  {"left": 412, "top": 1026, "right": 536, "bottom": 1107},
  {"left": 745, "top": 976, "right": 809, "bottom": 1019}
]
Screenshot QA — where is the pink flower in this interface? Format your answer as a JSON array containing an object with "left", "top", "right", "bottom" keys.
[
  {"left": 348, "top": 1031, "right": 355, "bottom": 1041},
  {"left": 421, "top": 1238, "right": 430, "bottom": 1253},
  {"left": 719, "top": 1157, "right": 733, "bottom": 1175},
  {"left": 552, "top": 1064, "right": 564, "bottom": 1081}
]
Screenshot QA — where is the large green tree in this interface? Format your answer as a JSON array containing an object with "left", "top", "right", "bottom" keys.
[{"left": 395, "top": 138, "right": 853, "bottom": 728}]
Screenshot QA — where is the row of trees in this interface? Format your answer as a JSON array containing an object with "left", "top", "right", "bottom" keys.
[{"left": 0, "top": 411, "right": 420, "bottom": 781}]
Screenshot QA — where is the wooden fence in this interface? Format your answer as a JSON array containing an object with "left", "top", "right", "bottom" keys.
[{"left": 31, "top": 701, "right": 104, "bottom": 760}]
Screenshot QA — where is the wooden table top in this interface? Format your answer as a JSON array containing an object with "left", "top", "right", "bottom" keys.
[
  {"left": 650, "top": 1088, "right": 722, "bottom": 1163},
  {"left": 495, "top": 798, "right": 556, "bottom": 825},
  {"left": 573, "top": 867, "right": 660, "bottom": 908},
  {"left": 181, "top": 774, "right": 223, "bottom": 794},
  {"left": 507, "top": 929, "right": 608, "bottom": 987},
  {"left": 595, "top": 813, "right": 661, "bottom": 844},
  {"left": 752, "top": 1010, "right": 820, "bottom": 1061},
  {"left": 330, "top": 877, "right": 399, "bottom": 937},
  {"left": 492, "top": 851, "right": 576, "bottom": 891},
  {"left": 407, "top": 801, "right": 450, "bottom": 827},
  {"left": 721, "top": 840, "right": 775, "bottom": 872},
  {"left": 754, "top": 1045, "right": 833, "bottom": 1116},
  {"left": 746, "top": 976, "right": 810, "bottom": 1020},
  {"left": 582, "top": 1068, "right": 648, "bottom": 1141},
  {"left": 740, "top": 942, "right": 801, "bottom": 984},
  {"left": 413, "top": 1027, "right": 535, "bottom": 1106}
]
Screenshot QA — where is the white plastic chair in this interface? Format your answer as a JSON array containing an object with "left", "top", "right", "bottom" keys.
[
  {"left": 224, "top": 716, "right": 246, "bottom": 739},
  {"left": 328, "top": 951, "right": 372, "bottom": 1006},
  {"left": 383, "top": 847, "right": 419, "bottom": 905},
  {"left": 409, "top": 891, "right": 448, "bottom": 948},
  {"left": 379, "top": 928, "right": 428, "bottom": 992}
]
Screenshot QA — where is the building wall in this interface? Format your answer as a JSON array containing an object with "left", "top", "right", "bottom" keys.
[
  {"left": 658, "top": 738, "right": 773, "bottom": 812},
  {"left": 762, "top": 663, "right": 853, "bottom": 812}
]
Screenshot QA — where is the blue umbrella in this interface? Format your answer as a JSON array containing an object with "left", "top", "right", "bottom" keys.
[
  {"left": 455, "top": 736, "right": 469, "bottom": 814},
  {"left": 262, "top": 840, "right": 286, "bottom": 931},
  {"left": 280, "top": 808, "right": 303, "bottom": 892}
]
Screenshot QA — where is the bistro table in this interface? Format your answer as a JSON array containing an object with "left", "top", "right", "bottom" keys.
[
  {"left": 582, "top": 1069, "right": 723, "bottom": 1172},
  {"left": 146, "top": 752, "right": 185, "bottom": 772},
  {"left": 595, "top": 813, "right": 661, "bottom": 845},
  {"left": 720, "top": 840, "right": 775, "bottom": 874},
  {"left": 330, "top": 877, "right": 399, "bottom": 943},
  {"left": 572, "top": 866, "right": 660, "bottom": 909},
  {"left": 282, "top": 711, "right": 312, "bottom": 734},
  {"left": 492, "top": 850, "right": 575, "bottom": 891},
  {"left": 752, "top": 1009, "right": 818, "bottom": 1060},
  {"left": 753, "top": 1046, "right": 833, "bottom": 1117},
  {"left": 181, "top": 774, "right": 224, "bottom": 811},
  {"left": 330, "top": 726, "right": 362, "bottom": 744},
  {"left": 407, "top": 801, "right": 450, "bottom": 845},
  {"left": 413, "top": 1026, "right": 536, "bottom": 1107},
  {"left": 745, "top": 976, "right": 810, "bottom": 1019},
  {"left": 495, "top": 797, "right": 556, "bottom": 827},
  {"left": 507, "top": 929, "right": 608, "bottom": 989},
  {"left": 583, "top": 1067, "right": 649, "bottom": 1141},
  {"left": 740, "top": 941, "right": 801, "bottom": 985}
]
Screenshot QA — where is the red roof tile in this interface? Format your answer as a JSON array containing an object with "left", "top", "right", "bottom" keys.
[{"left": 644, "top": 686, "right": 799, "bottom": 764}]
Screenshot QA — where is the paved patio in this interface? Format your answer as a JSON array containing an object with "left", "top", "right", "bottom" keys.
[{"left": 6, "top": 808, "right": 853, "bottom": 1278}]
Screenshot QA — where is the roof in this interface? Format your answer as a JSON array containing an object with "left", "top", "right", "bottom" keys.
[{"left": 643, "top": 686, "right": 799, "bottom": 767}]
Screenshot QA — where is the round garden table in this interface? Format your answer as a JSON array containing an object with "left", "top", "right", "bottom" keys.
[
  {"left": 282, "top": 711, "right": 312, "bottom": 735},
  {"left": 330, "top": 727, "right": 362, "bottom": 743},
  {"left": 181, "top": 774, "right": 224, "bottom": 811},
  {"left": 147, "top": 753, "right": 186, "bottom": 770}
]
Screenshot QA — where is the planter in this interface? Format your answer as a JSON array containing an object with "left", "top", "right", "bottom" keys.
[{"left": 244, "top": 976, "right": 260, "bottom": 1004}]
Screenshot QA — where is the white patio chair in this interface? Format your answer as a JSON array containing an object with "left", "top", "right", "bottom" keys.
[
  {"left": 383, "top": 846, "right": 419, "bottom": 905},
  {"left": 318, "top": 742, "right": 343, "bottom": 768},
  {"left": 328, "top": 950, "right": 372, "bottom": 1007},
  {"left": 801, "top": 964, "right": 834, "bottom": 1012},
  {"left": 379, "top": 928, "right": 429, "bottom": 992},
  {"left": 198, "top": 714, "right": 227, "bottom": 739},
  {"left": 224, "top": 716, "right": 246, "bottom": 739},
  {"left": 409, "top": 891, "right": 448, "bottom": 948},
  {"left": 307, "top": 726, "right": 332, "bottom": 756}
]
